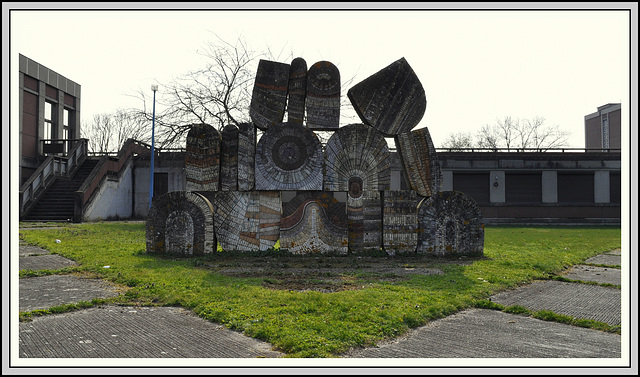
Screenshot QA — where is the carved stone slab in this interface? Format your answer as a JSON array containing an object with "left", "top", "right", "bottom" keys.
[
  {"left": 255, "top": 121, "right": 323, "bottom": 191},
  {"left": 214, "top": 191, "right": 281, "bottom": 252},
  {"left": 347, "top": 57, "right": 426, "bottom": 136},
  {"left": 146, "top": 191, "right": 215, "bottom": 256},
  {"left": 280, "top": 191, "right": 348, "bottom": 255},
  {"left": 417, "top": 191, "right": 484, "bottom": 256},
  {"left": 395, "top": 126, "right": 442, "bottom": 197},
  {"left": 324, "top": 123, "right": 390, "bottom": 193},
  {"left": 185, "top": 124, "right": 221, "bottom": 192},
  {"left": 383, "top": 190, "right": 418, "bottom": 255},
  {"left": 306, "top": 61, "right": 340, "bottom": 130},
  {"left": 287, "top": 57, "right": 307, "bottom": 125},
  {"left": 250, "top": 59, "right": 290, "bottom": 131},
  {"left": 220, "top": 124, "right": 239, "bottom": 191},
  {"left": 237, "top": 122, "right": 256, "bottom": 191},
  {"left": 348, "top": 190, "right": 382, "bottom": 252}
]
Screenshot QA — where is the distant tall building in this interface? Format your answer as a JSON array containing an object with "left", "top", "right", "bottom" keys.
[{"left": 584, "top": 103, "right": 621, "bottom": 149}]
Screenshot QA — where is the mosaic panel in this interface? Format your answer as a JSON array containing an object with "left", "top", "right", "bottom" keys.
[
  {"left": 255, "top": 122, "right": 323, "bottom": 191},
  {"left": 146, "top": 191, "right": 215, "bottom": 256},
  {"left": 220, "top": 124, "right": 239, "bottom": 191},
  {"left": 237, "top": 122, "right": 256, "bottom": 191},
  {"left": 184, "top": 124, "right": 221, "bottom": 192},
  {"left": 417, "top": 191, "right": 484, "bottom": 256},
  {"left": 280, "top": 191, "right": 348, "bottom": 255},
  {"left": 395, "top": 126, "right": 442, "bottom": 197},
  {"left": 250, "top": 59, "right": 290, "bottom": 130},
  {"left": 348, "top": 190, "right": 382, "bottom": 252},
  {"left": 214, "top": 191, "right": 281, "bottom": 252},
  {"left": 287, "top": 57, "right": 307, "bottom": 125},
  {"left": 383, "top": 190, "right": 419, "bottom": 255},
  {"left": 324, "top": 123, "right": 390, "bottom": 193},
  {"left": 347, "top": 57, "right": 426, "bottom": 136},
  {"left": 306, "top": 61, "right": 340, "bottom": 130}
]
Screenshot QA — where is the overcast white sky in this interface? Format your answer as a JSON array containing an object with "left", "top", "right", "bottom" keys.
[{"left": 8, "top": 3, "right": 632, "bottom": 148}]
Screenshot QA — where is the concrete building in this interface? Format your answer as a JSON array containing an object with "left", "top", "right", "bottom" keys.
[
  {"left": 585, "top": 103, "right": 621, "bottom": 150},
  {"left": 19, "top": 54, "right": 82, "bottom": 186}
]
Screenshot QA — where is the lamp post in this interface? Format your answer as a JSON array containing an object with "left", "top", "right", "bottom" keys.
[{"left": 149, "top": 84, "right": 158, "bottom": 210}]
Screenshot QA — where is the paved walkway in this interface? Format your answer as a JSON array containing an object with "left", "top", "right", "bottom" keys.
[{"left": 16, "top": 243, "right": 624, "bottom": 361}]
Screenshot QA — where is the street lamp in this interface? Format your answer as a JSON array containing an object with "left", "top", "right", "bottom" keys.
[{"left": 149, "top": 84, "right": 158, "bottom": 210}]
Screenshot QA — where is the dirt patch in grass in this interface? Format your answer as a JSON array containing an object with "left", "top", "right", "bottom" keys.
[{"left": 200, "top": 254, "right": 477, "bottom": 293}]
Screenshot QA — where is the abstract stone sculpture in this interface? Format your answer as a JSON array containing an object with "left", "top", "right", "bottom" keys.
[
  {"left": 250, "top": 59, "right": 290, "bottom": 130},
  {"left": 287, "top": 57, "right": 307, "bottom": 125},
  {"left": 324, "top": 123, "right": 391, "bottom": 193},
  {"left": 255, "top": 121, "right": 324, "bottom": 191},
  {"left": 395, "top": 127, "right": 442, "bottom": 197},
  {"left": 184, "top": 124, "right": 221, "bottom": 192},
  {"left": 383, "top": 190, "right": 419, "bottom": 255},
  {"left": 237, "top": 122, "right": 256, "bottom": 191},
  {"left": 347, "top": 190, "right": 382, "bottom": 252},
  {"left": 220, "top": 124, "right": 239, "bottom": 191},
  {"left": 146, "top": 191, "right": 216, "bottom": 256},
  {"left": 214, "top": 191, "right": 281, "bottom": 251},
  {"left": 347, "top": 57, "right": 426, "bottom": 136},
  {"left": 280, "top": 191, "right": 348, "bottom": 254},
  {"left": 306, "top": 61, "right": 340, "bottom": 130},
  {"left": 417, "top": 191, "right": 484, "bottom": 256}
]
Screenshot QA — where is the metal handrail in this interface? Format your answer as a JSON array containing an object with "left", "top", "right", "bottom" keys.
[
  {"left": 434, "top": 147, "right": 621, "bottom": 153},
  {"left": 19, "top": 139, "right": 88, "bottom": 218}
]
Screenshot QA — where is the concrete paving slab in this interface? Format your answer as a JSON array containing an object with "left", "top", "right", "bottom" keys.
[
  {"left": 19, "top": 275, "right": 121, "bottom": 312},
  {"left": 343, "top": 309, "right": 621, "bottom": 358},
  {"left": 606, "top": 249, "right": 621, "bottom": 256},
  {"left": 584, "top": 254, "right": 621, "bottom": 266},
  {"left": 490, "top": 281, "right": 621, "bottom": 325},
  {"left": 19, "top": 245, "right": 51, "bottom": 257},
  {"left": 20, "top": 254, "right": 79, "bottom": 271},
  {"left": 19, "top": 305, "right": 284, "bottom": 358},
  {"left": 562, "top": 265, "right": 621, "bottom": 285}
]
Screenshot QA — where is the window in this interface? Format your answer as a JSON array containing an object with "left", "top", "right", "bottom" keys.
[
  {"left": 44, "top": 101, "right": 53, "bottom": 140},
  {"left": 557, "top": 173, "right": 594, "bottom": 204},
  {"left": 505, "top": 173, "right": 542, "bottom": 204},
  {"left": 453, "top": 173, "right": 489, "bottom": 204},
  {"left": 63, "top": 109, "right": 70, "bottom": 153}
]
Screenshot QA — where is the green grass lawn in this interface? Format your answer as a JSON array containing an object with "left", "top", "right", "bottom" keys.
[{"left": 18, "top": 222, "right": 621, "bottom": 358}]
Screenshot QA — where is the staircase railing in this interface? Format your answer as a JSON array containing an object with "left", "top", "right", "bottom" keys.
[
  {"left": 74, "top": 138, "right": 152, "bottom": 222},
  {"left": 19, "top": 139, "right": 88, "bottom": 219}
]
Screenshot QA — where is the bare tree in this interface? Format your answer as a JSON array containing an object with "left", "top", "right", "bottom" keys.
[
  {"left": 82, "top": 109, "right": 150, "bottom": 154},
  {"left": 473, "top": 116, "right": 570, "bottom": 150},
  {"left": 441, "top": 131, "right": 475, "bottom": 149}
]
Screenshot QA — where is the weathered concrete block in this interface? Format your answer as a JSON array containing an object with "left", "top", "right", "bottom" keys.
[
  {"left": 383, "top": 190, "right": 419, "bottom": 255},
  {"left": 146, "top": 191, "right": 216, "bottom": 256},
  {"left": 395, "top": 127, "right": 442, "bottom": 197},
  {"left": 306, "top": 61, "right": 340, "bottom": 130},
  {"left": 220, "top": 124, "right": 239, "bottom": 191},
  {"left": 185, "top": 124, "right": 221, "bottom": 192},
  {"left": 417, "top": 191, "right": 484, "bottom": 256},
  {"left": 347, "top": 57, "right": 426, "bottom": 136},
  {"left": 237, "top": 122, "right": 256, "bottom": 191},
  {"left": 250, "top": 59, "right": 290, "bottom": 130},
  {"left": 287, "top": 57, "right": 307, "bottom": 125},
  {"left": 348, "top": 190, "right": 382, "bottom": 252},
  {"left": 255, "top": 121, "right": 323, "bottom": 191}
]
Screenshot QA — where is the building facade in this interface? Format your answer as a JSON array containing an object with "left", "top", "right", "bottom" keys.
[
  {"left": 18, "top": 54, "right": 81, "bottom": 185},
  {"left": 585, "top": 103, "right": 621, "bottom": 150}
]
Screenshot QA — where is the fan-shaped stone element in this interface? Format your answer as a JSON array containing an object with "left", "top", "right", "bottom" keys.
[
  {"left": 185, "top": 124, "right": 221, "bottom": 192},
  {"left": 220, "top": 124, "right": 239, "bottom": 191},
  {"left": 395, "top": 127, "right": 442, "bottom": 197},
  {"left": 347, "top": 57, "right": 426, "bottom": 136},
  {"left": 250, "top": 59, "right": 290, "bottom": 131},
  {"left": 324, "top": 123, "right": 390, "bottom": 194},
  {"left": 146, "top": 191, "right": 215, "bottom": 256},
  {"left": 214, "top": 191, "right": 281, "bottom": 252},
  {"left": 280, "top": 191, "right": 348, "bottom": 255},
  {"left": 255, "top": 122, "right": 324, "bottom": 191},
  {"left": 348, "top": 191, "right": 382, "bottom": 252},
  {"left": 417, "top": 191, "right": 484, "bottom": 256},
  {"left": 306, "top": 61, "right": 340, "bottom": 130},
  {"left": 383, "top": 190, "right": 419, "bottom": 255},
  {"left": 287, "top": 57, "right": 307, "bottom": 125},
  {"left": 237, "top": 122, "right": 256, "bottom": 191}
]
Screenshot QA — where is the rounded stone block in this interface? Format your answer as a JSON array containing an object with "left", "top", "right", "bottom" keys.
[
  {"left": 306, "top": 61, "right": 340, "bottom": 130},
  {"left": 255, "top": 121, "right": 324, "bottom": 191},
  {"left": 347, "top": 57, "right": 426, "bottom": 136},
  {"left": 395, "top": 126, "right": 442, "bottom": 197},
  {"left": 185, "top": 124, "right": 221, "bottom": 192},
  {"left": 417, "top": 191, "right": 484, "bottom": 256},
  {"left": 250, "top": 59, "right": 290, "bottom": 130},
  {"left": 287, "top": 57, "right": 307, "bottom": 125},
  {"left": 146, "top": 191, "right": 216, "bottom": 256}
]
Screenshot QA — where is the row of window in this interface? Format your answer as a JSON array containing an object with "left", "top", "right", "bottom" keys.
[{"left": 453, "top": 172, "right": 621, "bottom": 205}]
